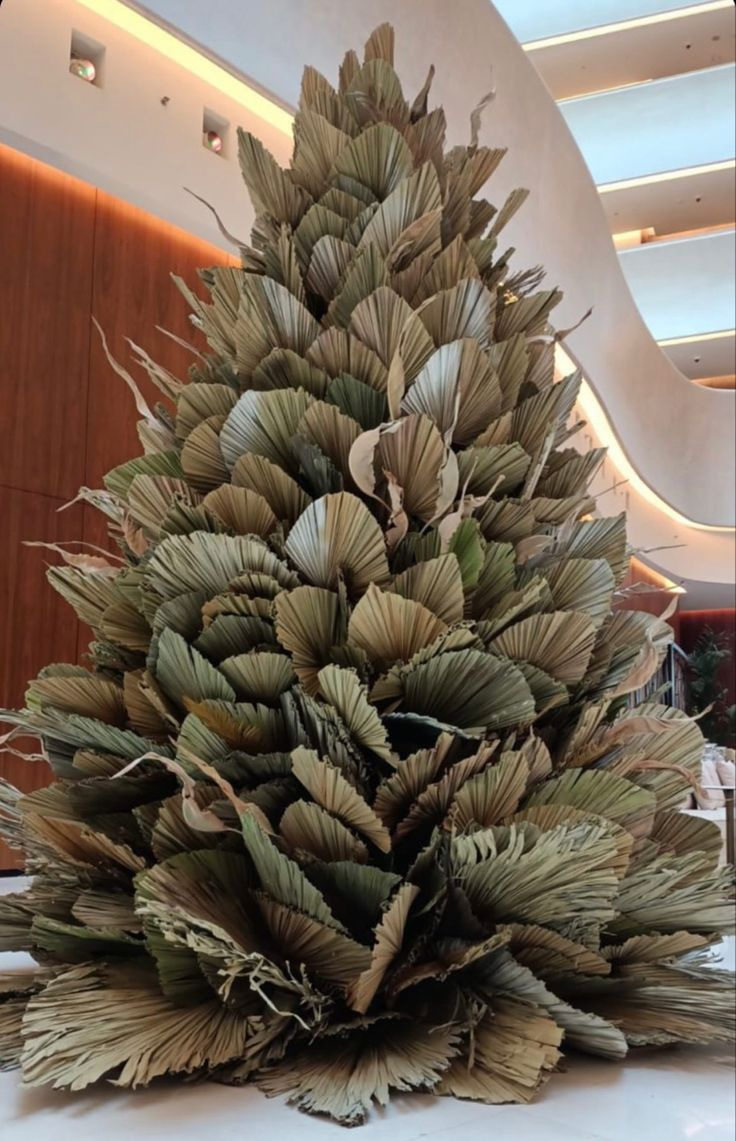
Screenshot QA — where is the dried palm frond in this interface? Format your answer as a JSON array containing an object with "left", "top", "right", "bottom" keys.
[{"left": 1, "top": 21, "right": 732, "bottom": 1128}]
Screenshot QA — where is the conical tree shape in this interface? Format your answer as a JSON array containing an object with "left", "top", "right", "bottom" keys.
[{"left": 1, "top": 24, "right": 733, "bottom": 1127}]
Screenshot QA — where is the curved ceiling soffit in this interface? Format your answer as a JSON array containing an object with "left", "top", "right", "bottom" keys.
[{"left": 126, "top": 0, "right": 735, "bottom": 537}]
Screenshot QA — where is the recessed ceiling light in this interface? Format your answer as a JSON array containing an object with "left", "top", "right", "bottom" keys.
[
  {"left": 203, "top": 130, "right": 223, "bottom": 153},
  {"left": 69, "top": 57, "right": 96, "bottom": 82}
]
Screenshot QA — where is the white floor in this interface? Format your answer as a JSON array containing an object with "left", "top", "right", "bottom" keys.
[{"left": 1, "top": 874, "right": 734, "bottom": 1141}]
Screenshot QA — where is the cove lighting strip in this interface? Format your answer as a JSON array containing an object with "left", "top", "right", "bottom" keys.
[
  {"left": 76, "top": 2, "right": 731, "bottom": 536},
  {"left": 562, "top": 345, "right": 734, "bottom": 534},
  {"left": 75, "top": 0, "right": 294, "bottom": 135},
  {"left": 558, "top": 79, "right": 654, "bottom": 105},
  {"left": 658, "top": 329, "right": 736, "bottom": 347},
  {"left": 523, "top": 1, "right": 732, "bottom": 52},
  {"left": 629, "top": 556, "right": 685, "bottom": 593},
  {"left": 597, "top": 160, "right": 736, "bottom": 195}
]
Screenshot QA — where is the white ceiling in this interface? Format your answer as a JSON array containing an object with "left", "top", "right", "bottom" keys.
[
  {"left": 135, "top": 0, "right": 414, "bottom": 111},
  {"left": 510, "top": 2, "right": 735, "bottom": 387},
  {"left": 663, "top": 334, "right": 736, "bottom": 381},
  {"left": 493, "top": 0, "right": 723, "bottom": 43},
  {"left": 528, "top": 4, "right": 735, "bottom": 99},
  {"left": 599, "top": 164, "right": 735, "bottom": 234}
]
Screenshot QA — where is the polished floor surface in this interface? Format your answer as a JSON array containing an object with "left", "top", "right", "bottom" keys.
[{"left": 1, "top": 874, "right": 734, "bottom": 1141}]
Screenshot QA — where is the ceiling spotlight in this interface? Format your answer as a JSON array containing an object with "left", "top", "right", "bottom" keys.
[
  {"left": 69, "top": 56, "right": 96, "bottom": 82},
  {"left": 203, "top": 129, "right": 223, "bottom": 154}
]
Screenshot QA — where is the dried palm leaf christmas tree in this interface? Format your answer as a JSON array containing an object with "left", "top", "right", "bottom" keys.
[{"left": 1, "top": 23, "right": 734, "bottom": 1128}]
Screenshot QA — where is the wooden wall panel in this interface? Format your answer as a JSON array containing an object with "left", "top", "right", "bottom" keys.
[
  {"left": 0, "top": 488, "right": 84, "bottom": 868},
  {"left": 0, "top": 145, "right": 232, "bottom": 869},
  {"left": 0, "top": 144, "right": 95, "bottom": 501},
  {"left": 81, "top": 190, "right": 233, "bottom": 565},
  {"left": 79, "top": 190, "right": 233, "bottom": 645},
  {"left": 84, "top": 191, "right": 226, "bottom": 491}
]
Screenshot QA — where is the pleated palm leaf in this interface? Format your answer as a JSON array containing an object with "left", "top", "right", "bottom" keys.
[{"left": 1, "top": 24, "right": 733, "bottom": 1127}]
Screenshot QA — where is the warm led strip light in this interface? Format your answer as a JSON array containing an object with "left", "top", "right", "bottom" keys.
[
  {"left": 558, "top": 78, "right": 654, "bottom": 105},
  {"left": 597, "top": 160, "right": 735, "bottom": 195},
  {"left": 658, "top": 329, "right": 735, "bottom": 347},
  {"left": 523, "top": 1, "right": 732, "bottom": 51},
  {"left": 559, "top": 346, "right": 734, "bottom": 534},
  {"left": 75, "top": 0, "right": 294, "bottom": 135},
  {"left": 629, "top": 556, "right": 685, "bottom": 593}
]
